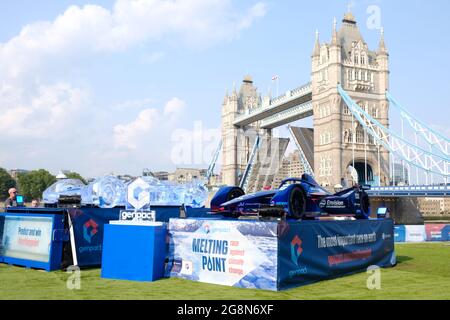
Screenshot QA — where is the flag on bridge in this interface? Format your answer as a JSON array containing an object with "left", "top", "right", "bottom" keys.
[{"left": 272, "top": 75, "right": 279, "bottom": 81}]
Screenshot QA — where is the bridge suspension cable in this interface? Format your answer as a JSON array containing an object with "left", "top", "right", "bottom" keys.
[
  {"left": 338, "top": 85, "right": 449, "bottom": 183},
  {"left": 239, "top": 135, "right": 261, "bottom": 191},
  {"left": 205, "top": 139, "right": 222, "bottom": 184},
  {"left": 386, "top": 91, "right": 450, "bottom": 156}
]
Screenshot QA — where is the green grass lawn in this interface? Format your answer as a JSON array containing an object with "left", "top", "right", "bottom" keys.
[{"left": 1, "top": 243, "right": 449, "bottom": 300}]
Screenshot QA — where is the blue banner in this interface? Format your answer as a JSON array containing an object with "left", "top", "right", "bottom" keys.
[
  {"left": 167, "top": 218, "right": 396, "bottom": 291},
  {"left": 68, "top": 207, "right": 120, "bottom": 267},
  {"left": 396, "top": 224, "right": 450, "bottom": 242},
  {"left": 68, "top": 206, "right": 211, "bottom": 267},
  {"left": 425, "top": 224, "right": 449, "bottom": 242},
  {"left": 394, "top": 225, "right": 406, "bottom": 242},
  {"left": 278, "top": 219, "right": 396, "bottom": 290},
  {"left": 166, "top": 218, "right": 279, "bottom": 291},
  {"left": 444, "top": 225, "right": 450, "bottom": 241}
]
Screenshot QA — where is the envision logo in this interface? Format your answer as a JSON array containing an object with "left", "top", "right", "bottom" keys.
[
  {"left": 323, "top": 200, "right": 345, "bottom": 208},
  {"left": 329, "top": 200, "right": 344, "bottom": 206},
  {"left": 83, "top": 219, "right": 98, "bottom": 243}
]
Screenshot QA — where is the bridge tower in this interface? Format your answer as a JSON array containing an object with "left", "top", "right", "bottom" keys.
[
  {"left": 311, "top": 11, "right": 390, "bottom": 187},
  {"left": 221, "top": 76, "right": 269, "bottom": 186}
]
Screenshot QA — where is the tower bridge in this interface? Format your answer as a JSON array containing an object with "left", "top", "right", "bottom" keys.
[
  {"left": 232, "top": 82, "right": 312, "bottom": 128},
  {"left": 219, "top": 10, "right": 449, "bottom": 205}
]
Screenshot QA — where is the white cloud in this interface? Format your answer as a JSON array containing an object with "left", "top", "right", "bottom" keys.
[
  {"left": 113, "top": 97, "right": 186, "bottom": 150},
  {"left": 0, "top": 82, "right": 88, "bottom": 138},
  {"left": 164, "top": 97, "right": 186, "bottom": 116},
  {"left": 0, "top": 0, "right": 267, "bottom": 127},
  {"left": 113, "top": 108, "right": 160, "bottom": 149},
  {"left": 0, "top": 0, "right": 267, "bottom": 176},
  {"left": 108, "top": 0, "right": 267, "bottom": 49},
  {"left": 237, "top": 2, "right": 267, "bottom": 30},
  {"left": 0, "top": 0, "right": 267, "bottom": 80}
]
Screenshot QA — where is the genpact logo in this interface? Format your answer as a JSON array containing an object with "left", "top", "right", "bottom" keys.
[
  {"left": 83, "top": 219, "right": 98, "bottom": 243},
  {"left": 127, "top": 178, "right": 150, "bottom": 210},
  {"left": 289, "top": 235, "right": 308, "bottom": 277},
  {"left": 290, "top": 235, "right": 303, "bottom": 267}
]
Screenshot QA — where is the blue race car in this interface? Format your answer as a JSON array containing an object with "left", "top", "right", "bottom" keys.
[{"left": 211, "top": 174, "right": 371, "bottom": 220}]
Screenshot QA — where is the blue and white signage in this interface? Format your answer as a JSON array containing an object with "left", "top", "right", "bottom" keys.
[
  {"left": 167, "top": 218, "right": 396, "bottom": 291},
  {"left": 0, "top": 216, "right": 53, "bottom": 262},
  {"left": 405, "top": 225, "right": 426, "bottom": 242},
  {"left": 166, "top": 219, "right": 278, "bottom": 290}
]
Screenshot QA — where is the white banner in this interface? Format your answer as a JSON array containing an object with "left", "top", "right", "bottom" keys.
[{"left": 405, "top": 225, "right": 426, "bottom": 242}]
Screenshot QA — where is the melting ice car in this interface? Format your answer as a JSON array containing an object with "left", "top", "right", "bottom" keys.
[{"left": 211, "top": 174, "right": 371, "bottom": 220}]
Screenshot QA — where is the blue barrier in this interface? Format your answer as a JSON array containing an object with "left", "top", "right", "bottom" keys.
[
  {"left": 394, "top": 225, "right": 406, "bottom": 242},
  {"left": 0, "top": 209, "right": 66, "bottom": 271},
  {"left": 444, "top": 225, "right": 450, "bottom": 241},
  {"left": 425, "top": 224, "right": 450, "bottom": 241},
  {"left": 166, "top": 218, "right": 396, "bottom": 291},
  {"left": 68, "top": 206, "right": 212, "bottom": 267},
  {"left": 101, "top": 222, "right": 166, "bottom": 281},
  {"left": 278, "top": 219, "right": 396, "bottom": 290},
  {"left": 394, "top": 224, "right": 450, "bottom": 242},
  {"left": 1, "top": 206, "right": 212, "bottom": 269}
]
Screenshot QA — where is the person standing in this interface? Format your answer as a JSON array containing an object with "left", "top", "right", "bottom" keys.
[
  {"left": 4, "top": 188, "right": 18, "bottom": 208},
  {"left": 31, "top": 199, "right": 40, "bottom": 208}
]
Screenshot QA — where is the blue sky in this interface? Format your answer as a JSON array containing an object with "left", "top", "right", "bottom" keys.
[{"left": 0, "top": 0, "right": 449, "bottom": 178}]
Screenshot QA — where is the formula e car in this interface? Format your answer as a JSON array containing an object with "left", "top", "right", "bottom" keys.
[{"left": 211, "top": 174, "right": 371, "bottom": 220}]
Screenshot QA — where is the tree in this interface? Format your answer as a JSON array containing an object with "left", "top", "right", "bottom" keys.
[
  {"left": 0, "top": 168, "right": 16, "bottom": 201},
  {"left": 17, "top": 169, "right": 56, "bottom": 201},
  {"left": 65, "top": 172, "right": 87, "bottom": 185}
]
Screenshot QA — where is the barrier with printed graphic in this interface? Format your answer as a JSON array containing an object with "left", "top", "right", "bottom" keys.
[
  {"left": 394, "top": 224, "right": 450, "bottom": 242},
  {"left": 394, "top": 225, "right": 406, "bottom": 242},
  {"left": 405, "top": 225, "right": 426, "bottom": 242},
  {"left": 443, "top": 225, "right": 450, "bottom": 241},
  {"left": 68, "top": 206, "right": 212, "bottom": 267},
  {"left": 425, "top": 224, "right": 450, "bottom": 241},
  {"left": 1, "top": 206, "right": 212, "bottom": 269},
  {"left": 68, "top": 207, "right": 118, "bottom": 267},
  {"left": 277, "top": 219, "right": 396, "bottom": 290},
  {"left": 166, "top": 218, "right": 396, "bottom": 291},
  {"left": 0, "top": 210, "right": 65, "bottom": 271},
  {"left": 166, "top": 218, "right": 279, "bottom": 290}
]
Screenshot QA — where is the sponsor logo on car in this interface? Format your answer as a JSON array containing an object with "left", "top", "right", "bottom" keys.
[
  {"left": 320, "top": 200, "right": 345, "bottom": 209},
  {"left": 319, "top": 199, "right": 327, "bottom": 208}
]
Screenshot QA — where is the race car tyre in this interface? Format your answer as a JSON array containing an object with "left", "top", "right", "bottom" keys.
[
  {"left": 226, "top": 187, "right": 245, "bottom": 202},
  {"left": 360, "top": 192, "right": 370, "bottom": 218},
  {"left": 289, "top": 187, "right": 306, "bottom": 220}
]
